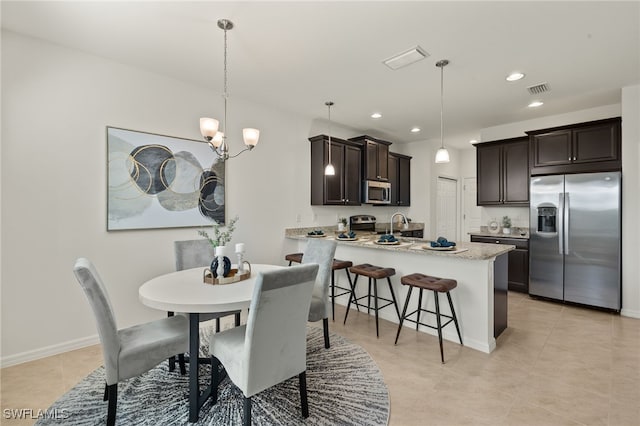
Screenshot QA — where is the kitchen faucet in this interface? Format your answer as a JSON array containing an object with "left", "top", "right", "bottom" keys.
[{"left": 390, "top": 212, "right": 408, "bottom": 235}]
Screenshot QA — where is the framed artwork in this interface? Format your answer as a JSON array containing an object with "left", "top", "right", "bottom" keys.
[{"left": 107, "top": 126, "right": 225, "bottom": 230}]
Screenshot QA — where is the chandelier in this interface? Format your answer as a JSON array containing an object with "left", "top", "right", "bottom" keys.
[{"left": 200, "top": 19, "right": 260, "bottom": 161}]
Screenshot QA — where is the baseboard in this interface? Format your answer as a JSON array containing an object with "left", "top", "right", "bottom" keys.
[
  {"left": 1, "top": 335, "right": 100, "bottom": 368},
  {"left": 621, "top": 307, "right": 640, "bottom": 319}
]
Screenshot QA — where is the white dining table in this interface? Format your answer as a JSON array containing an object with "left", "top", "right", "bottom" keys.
[{"left": 138, "top": 263, "right": 283, "bottom": 423}]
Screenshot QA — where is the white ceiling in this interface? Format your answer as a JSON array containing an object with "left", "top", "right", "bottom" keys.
[{"left": 2, "top": 1, "right": 639, "bottom": 149}]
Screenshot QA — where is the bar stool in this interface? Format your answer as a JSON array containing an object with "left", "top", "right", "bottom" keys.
[
  {"left": 284, "top": 253, "right": 357, "bottom": 320},
  {"left": 344, "top": 263, "right": 400, "bottom": 337},
  {"left": 394, "top": 273, "right": 463, "bottom": 363}
]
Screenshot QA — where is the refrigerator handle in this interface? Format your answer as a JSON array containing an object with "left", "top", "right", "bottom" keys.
[
  {"left": 558, "top": 192, "right": 564, "bottom": 255},
  {"left": 564, "top": 193, "right": 570, "bottom": 255}
]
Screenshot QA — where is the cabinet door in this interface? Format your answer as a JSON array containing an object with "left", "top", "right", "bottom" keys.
[
  {"left": 507, "top": 248, "right": 529, "bottom": 293},
  {"left": 531, "top": 130, "right": 572, "bottom": 167},
  {"left": 476, "top": 144, "right": 503, "bottom": 205},
  {"left": 365, "top": 141, "right": 378, "bottom": 180},
  {"left": 398, "top": 156, "right": 411, "bottom": 206},
  {"left": 573, "top": 123, "right": 619, "bottom": 164},
  {"left": 344, "top": 145, "right": 362, "bottom": 205},
  {"left": 388, "top": 154, "right": 399, "bottom": 205},
  {"left": 377, "top": 143, "right": 389, "bottom": 181},
  {"left": 324, "top": 143, "right": 346, "bottom": 205},
  {"left": 503, "top": 140, "right": 529, "bottom": 204}
]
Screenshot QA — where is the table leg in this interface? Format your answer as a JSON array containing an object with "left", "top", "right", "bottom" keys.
[{"left": 188, "top": 313, "right": 200, "bottom": 423}]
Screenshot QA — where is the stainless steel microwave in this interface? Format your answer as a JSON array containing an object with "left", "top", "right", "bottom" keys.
[{"left": 363, "top": 180, "right": 391, "bottom": 204}]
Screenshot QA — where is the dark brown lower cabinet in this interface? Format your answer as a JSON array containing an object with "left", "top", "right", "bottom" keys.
[{"left": 470, "top": 236, "right": 529, "bottom": 293}]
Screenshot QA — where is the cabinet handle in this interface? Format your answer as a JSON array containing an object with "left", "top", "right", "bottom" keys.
[
  {"left": 495, "top": 241, "right": 500, "bottom": 244},
  {"left": 568, "top": 157, "right": 572, "bottom": 161},
  {"left": 573, "top": 156, "right": 576, "bottom": 161}
]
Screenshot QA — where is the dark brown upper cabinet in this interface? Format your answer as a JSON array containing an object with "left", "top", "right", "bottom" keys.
[
  {"left": 388, "top": 152, "right": 412, "bottom": 206},
  {"left": 476, "top": 137, "right": 529, "bottom": 206},
  {"left": 309, "top": 135, "right": 361, "bottom": 206},
  {"left": 527, "top": 117, "right": 621, "bottom": 175},
  {"left": 349, "top": 135, "right": 391, "bottom": 181}
]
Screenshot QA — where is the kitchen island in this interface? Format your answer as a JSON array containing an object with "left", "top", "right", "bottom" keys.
[{"left": 284, "top": 227, "right": 514, "bottom": 353}]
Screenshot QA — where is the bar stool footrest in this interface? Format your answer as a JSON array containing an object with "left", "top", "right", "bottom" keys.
[{"left": 401, "top": 307, "right": 456, "bottom": 331}]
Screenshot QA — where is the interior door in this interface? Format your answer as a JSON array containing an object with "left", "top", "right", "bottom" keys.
[{"left": 436, "top": 176, "right": 458, "bottom": 241}]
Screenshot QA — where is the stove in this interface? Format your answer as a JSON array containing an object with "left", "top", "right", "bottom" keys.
[{"left": 349, "top": 215, "right": 376, "bottom": 233}]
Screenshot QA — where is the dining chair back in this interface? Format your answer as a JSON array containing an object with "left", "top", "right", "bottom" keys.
[
  {"left": 209, "top": 263, "right": 319, "bottom": 426},
  {"left": 174, "top": 239, "right": 214, "bottom": 270},
  {"left": 74, "top": 257, "right": 189, "bottom": 426},
  {"left": 302, "top": 238, "right": 337, "bottom": 348},
  {"left": 167, "top": 240, "right": 242, "bottom": 372}
]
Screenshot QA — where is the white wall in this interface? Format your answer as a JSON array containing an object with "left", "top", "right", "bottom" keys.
[{"left": 621, "top": 85, "right": 640, "bottom": 318}]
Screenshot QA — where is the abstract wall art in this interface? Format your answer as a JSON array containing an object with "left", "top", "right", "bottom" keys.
[{"left": 107, "top": 127, "right": 225, "bottom": 230}]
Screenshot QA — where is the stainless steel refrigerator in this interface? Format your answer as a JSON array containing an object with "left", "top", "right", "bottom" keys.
[{"left": 529, "top": 171, "right": 621, "bottom": 311}]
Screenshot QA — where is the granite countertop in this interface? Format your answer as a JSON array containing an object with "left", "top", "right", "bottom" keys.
[{"left": 285, "top": 227, "right": 514, "bottom": 261}]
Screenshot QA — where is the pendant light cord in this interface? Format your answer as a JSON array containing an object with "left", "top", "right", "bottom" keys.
[
  {"left": 440, "top": 61, "right": 444, "bottom": 150},
  {"left": 328, "top": 103, "right": 332, "bottom": 165},
  {"left": 223, "top": 25, "right": 228, "bottom": 135}
]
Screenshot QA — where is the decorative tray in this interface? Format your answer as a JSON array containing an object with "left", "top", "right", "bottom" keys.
[
  {"left": 422, "top": 245, "right": 456, "bottom": 251},
  {"left": 203, "top": 262, "right": 252, "bottom": 285},
  {"left": 375, "top": 241, "right": 400, "bottom": 245}
]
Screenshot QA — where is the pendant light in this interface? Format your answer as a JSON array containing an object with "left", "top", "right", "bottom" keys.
[
  {"left": 200, "top": 19, "right": 260, "bottom": 161},
  {"left": 324, "top": 101, "right": 336, "bottom": 176},
  {"left": 434, "top": 59, "right": 450, "bottom": 164}
]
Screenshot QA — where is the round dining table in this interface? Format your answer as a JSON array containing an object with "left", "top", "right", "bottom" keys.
[{"left": 139, "top": 263, "right": 283, "bottom": 423}]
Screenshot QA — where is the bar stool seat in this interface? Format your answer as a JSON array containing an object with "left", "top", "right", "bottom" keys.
[
  {"left": 284, "top": 253, "right": 356, "bottom": 320},
  {"left": 394, "top": 273, "right": 463, "bottom": 363},
  {"left": 285, "top": 253, "right": 303, "bottom": 265},
  {"left": 344, "top": 263, "right": 400, "bottom": 337}
]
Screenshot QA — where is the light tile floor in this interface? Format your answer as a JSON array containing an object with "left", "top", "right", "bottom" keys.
[{"left": 1, "top": 292, "right": 638, "bottom": 425}]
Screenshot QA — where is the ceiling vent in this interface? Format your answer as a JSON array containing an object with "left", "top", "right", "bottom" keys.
[
  {"left": 527, "top": 82, "right": 550, "bottom": 95},
  {"left": 383, "top": 46, "right": 430, "bottom": 70}
]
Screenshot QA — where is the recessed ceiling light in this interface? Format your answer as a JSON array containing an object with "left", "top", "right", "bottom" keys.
[
  {"left": 506, "top": 72, "right": 525, "bottom": 82},
  {"left": 410, "top": 127, "right": 421, "bottom": 133},
  {"left": 370, "top": 112, "right": 382, "bottom": 119},
  {"left": 382, "top": 46, "right": 430, "bottom": 70},
  {"left": 528, "top": 100, "right": 544, "bottom": 108},
  {"left": 469, "top": 139, "right": 478, "bottom": 144}
]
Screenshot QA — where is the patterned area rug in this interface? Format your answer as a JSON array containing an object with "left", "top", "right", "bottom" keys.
[{"left": 36, "top": 326, "right": 389, "bottom": 425}]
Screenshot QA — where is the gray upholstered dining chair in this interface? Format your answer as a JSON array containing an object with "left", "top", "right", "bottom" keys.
[
  {"left": 302, "top": 238, "right": 337, "bottom": 349},
  {"left": 168, "top": 240, "right": 242, "bottom": 371},
  {"left": 73, "top": 257, "right": 189, "bottom": 426},
  {"left": 208, "top": 263, "right": 319, "bottom": 426}
]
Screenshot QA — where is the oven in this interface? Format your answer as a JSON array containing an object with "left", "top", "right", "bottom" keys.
[
  {"left": 349, "top": 215, "right": 377, "bottom": 234},
  {"left": 363, "top": 180, "right": 391, "bottom": 204}
]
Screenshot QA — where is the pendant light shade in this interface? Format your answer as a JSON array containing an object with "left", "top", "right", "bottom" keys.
[
  {"left": 324, "top": 163, "right": 336, "bottom": 175},
  {"left": 435, "top": 59, "right": 450, "bottom": 164},
  {"left": 435, "top": 147, "right": 450, "bottom": 163},
  {"left": 324, "top": 101, "right": 335, "bottom": 176}
]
